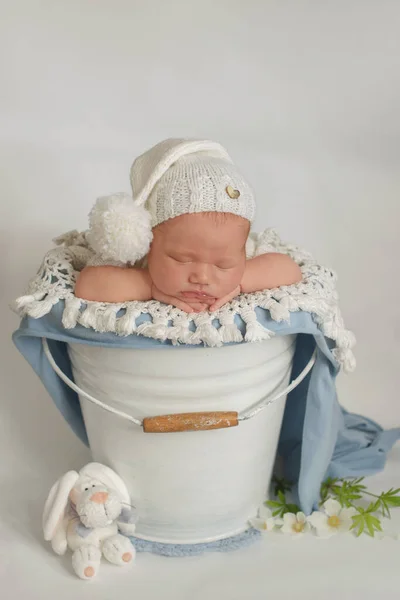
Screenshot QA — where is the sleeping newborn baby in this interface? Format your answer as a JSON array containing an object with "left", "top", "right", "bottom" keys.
[{"left": 76, "top": 139, "right": 301, "bottom": 313}]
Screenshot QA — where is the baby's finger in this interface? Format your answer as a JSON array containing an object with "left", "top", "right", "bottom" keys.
[
  {"left": 209, "top": 287, "right": 241, "bottom": 312},
  {"left": 209, "top": 299, "right": 225, "bottom": 312},
  {"left": 153, "top": 289, "right": 194, "bottom": 313},
  {"left": 171, "top": 299, "right": 195, "bottom": 313},
  {"left": 190, "top": 303, "right": 208, "bottom": 312},
  {"left": 165, "top": 298, "right": 194, "bottom": 313}
]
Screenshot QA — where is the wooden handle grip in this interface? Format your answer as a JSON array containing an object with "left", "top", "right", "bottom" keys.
[{"left": 142, "top": 411, "right": 239, "bottom": 433}]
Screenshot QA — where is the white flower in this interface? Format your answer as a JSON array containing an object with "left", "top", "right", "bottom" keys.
[
  {"left": 249, "top": 505, "right": 278, "bottom": 532},
  {"left": 281, "top": 512, "right": 310, "bottom": 536},
  {"left": 308, "top": 498, "right": 356, "bottom": 538}
]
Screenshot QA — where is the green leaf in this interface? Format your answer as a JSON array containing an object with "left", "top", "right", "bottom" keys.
[
  {"left": 380, "top": 488, "right": 400, "bottom": 508},
  {"left": 385, "top": 487, "right": 400, "bottom": 495},
  {"left": 369, "top": 515, "right": 382, "bottom": 530},
  {"left": 280, "top": 506, "right": 295, "bottom": 516},
  {"left": 366, "top": 521, "right": 374, "bottom": 537},
  {"left": 352, "top": 477, "right": 365, "bottom": 487},
  {"left": 364, "top": 514, "right": 382, "bottom": 537},
  {"left": 370, "top": 498, "right": 384, "bottom": 513},
  {"left": 336, "top": 480, "right": 365, "bottom": 507},
  {"left": 365, "top": 487, "right": 400, "bottom": 519},
  {"left": 285, "top": 503, "right": 301, "bottom": 514},
  {"left": 320, "top": 477, "right": 341, "bottom": 503},
  {"left": 278, "top": 490, "right": 286, "bottom": 504},
  {"left": 351, "top": 514, "right": 365, "bottom": 537},
  {"left": 267, "top": 487, "right": 299, "bottom": 517},
  {"left": 321, "top": 477, "right": 369, "bottom": 508},
  {"left": 370, "top": 497, "right": 390, "bottom": 518},
  {"left": 365, "top": 501, "right": 378, "bottom": 513},
  {"left": 351, "top": 508, "right": 383, "bottom": 538},
  {"left": 272, "top": 476, "right": 293, "bottom": 496},
  {"left": 324, "top": 477, "right": 339, "bottom": 486},
  {"left": 386, "top": 497, "right": 400, "bottom": 507},
  {"left": 339, "top": 494, "right": 362, "bottom": 508},
  {"left": 348, "top": 477, "right": 367, "bottom": 491},
  {"left": 321, "top": 477, "right": 400, "bottom": 535},
  {"left": 381, "top": 499, "right": 391, "bottom": 519}
]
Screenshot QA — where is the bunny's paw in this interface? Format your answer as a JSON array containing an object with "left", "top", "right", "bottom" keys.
[
  {"left": 72, "top": 544, "right": 101, "bottom": 580},
  {"left": 102, "top": 534, "right": 135, "bottom": 566}
]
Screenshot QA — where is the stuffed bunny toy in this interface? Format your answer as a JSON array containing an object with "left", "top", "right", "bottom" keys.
[{"left": 43, "top": 462, "right": 138, "bottom": 580}]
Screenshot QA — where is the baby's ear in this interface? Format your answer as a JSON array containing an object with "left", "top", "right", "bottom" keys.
[{"left": 69, "top": 487, "right": 79, "bottom": 505}]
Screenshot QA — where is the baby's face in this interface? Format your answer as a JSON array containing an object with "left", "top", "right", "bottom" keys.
[{"left": 148, "top": 213, "right": 249, "bottom": 307}]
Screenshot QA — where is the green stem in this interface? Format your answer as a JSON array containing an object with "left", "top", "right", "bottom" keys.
[
  {"left": 362, "top": 491, "right": 381, "bottom": 500},
  {"left": 328, "top": 485, "right": 381, "bottom": 502}
]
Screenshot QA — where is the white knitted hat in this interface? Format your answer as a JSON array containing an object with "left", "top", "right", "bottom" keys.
[{"left": 87, "top": 138, "right": 256, "bottom": 264}]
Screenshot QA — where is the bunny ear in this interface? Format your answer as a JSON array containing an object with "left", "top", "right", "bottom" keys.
[
  {"left": 79, "top": 463, "right": 131, "bottom": 506},
  {"left": 42, "top": 471, "right": 79, "bottom": 541}
]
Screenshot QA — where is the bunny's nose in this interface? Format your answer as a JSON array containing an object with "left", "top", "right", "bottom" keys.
[{"left": 90, "top": 491, "right": 109, "bottom": 504}]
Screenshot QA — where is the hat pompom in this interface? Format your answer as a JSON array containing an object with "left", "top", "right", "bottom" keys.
[{"left": 87, "top": 193, "right": 153, "bottom": 264}]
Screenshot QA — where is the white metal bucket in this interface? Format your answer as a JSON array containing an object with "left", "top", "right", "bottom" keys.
[{"left": 62, "top": 336, "right": 299, "bottom": 545}]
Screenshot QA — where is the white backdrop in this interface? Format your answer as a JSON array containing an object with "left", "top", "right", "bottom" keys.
[{"left": 1, "top": 2, "right": 400, "bottom": 598}]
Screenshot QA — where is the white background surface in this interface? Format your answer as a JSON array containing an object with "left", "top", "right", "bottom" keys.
[{"left": 1, "top": 1, "right": 400, "bottom": 598}]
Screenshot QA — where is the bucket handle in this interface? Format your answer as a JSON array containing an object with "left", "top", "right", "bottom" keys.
[{"left": 42, "top": 338, "right": 316, "bottom": 433}]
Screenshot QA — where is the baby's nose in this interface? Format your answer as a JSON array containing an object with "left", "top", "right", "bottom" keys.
[
  {"left": 90, "top": 491, "right": 109, "bottom": 504},
  {"left": 189, "top": 265, "right": 209, "bottom": 284}
]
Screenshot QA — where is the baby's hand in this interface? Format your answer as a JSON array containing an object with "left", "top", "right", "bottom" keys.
[
  {"left": 209, "top": 286, "right": 241, "bottom": 312},
  {"left": 151, "top": 284, "right": 207, "bottom": 313}
]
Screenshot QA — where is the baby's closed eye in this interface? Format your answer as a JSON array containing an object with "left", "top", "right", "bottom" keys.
[
  {"left": 216, "top": 261, "right": 238, "bottom": 270},
  {"left": 169, "top": 255, "right": 192, "bottom": 264}
]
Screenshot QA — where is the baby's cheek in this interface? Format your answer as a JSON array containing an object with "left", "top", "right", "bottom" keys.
[
  {"left": 164, "top": 267, "right": 183, "bottom": 292},
  {"left": 153, "top": 262, "right": 185, "bottom": 295},
  {"left": 220, "top": 268, "right": 243, "bottom": 289}
]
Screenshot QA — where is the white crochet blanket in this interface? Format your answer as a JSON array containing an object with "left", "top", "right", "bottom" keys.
[{"left": 13, "top": 229, "right": 356, "bottom": 372}]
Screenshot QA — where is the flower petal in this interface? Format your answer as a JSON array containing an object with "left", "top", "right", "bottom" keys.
[
  {"left": 336, "top": 514, "right": 357, "bottom": 533},
  {"left": 308, "top": 511, "right": 327, "bottom": 528},
  {"left": 266, "top": 518, "right": 277, "bottom": 531},
  {"left": 259, "top": 504, "right": 273, "bottom": 520},
  {"left": 337, "top": 519, "right": 353, "bottom": 533},
  {"left": 323, "top": 498, "right": 342, "bottom": 517},
  {"left": 281, "top": 523, "right": 295, "bottom": 535},
  {"left": 283, "top": 513, "right": 296, "bottom": 527},
  {"left": 308, "top": 511, "right": 337, "bottom": 537},
  {"left": 296, "top": 512, "right": 307, "bottom": 523},
  {"left": 340, "top": 507, "right": 357, "bottom": 520},
  {"left": 249, "top": 517, "right": 268, "bottom": 531},
  {"left": 302, "top": 522, "right": 311, "bottom": 534}
]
